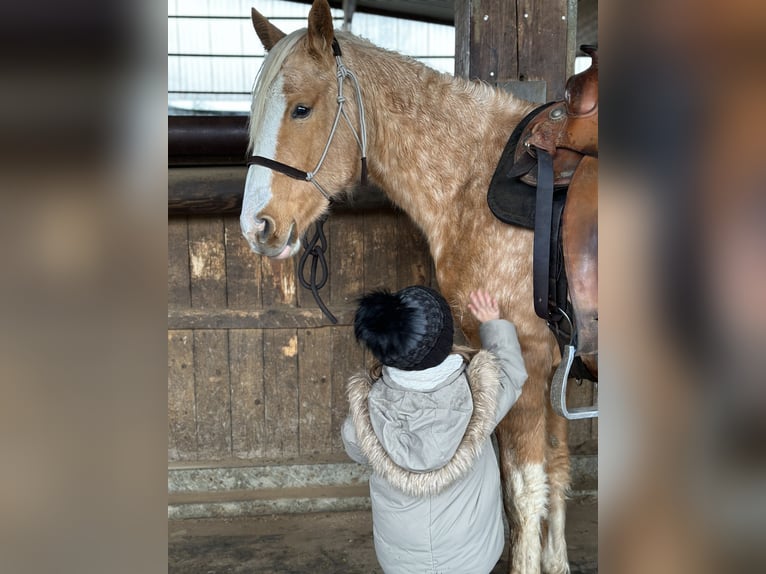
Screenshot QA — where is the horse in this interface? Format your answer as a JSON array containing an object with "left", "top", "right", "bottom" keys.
[{"left": 240, "top": 2, "right": 574, "bottom": 572}]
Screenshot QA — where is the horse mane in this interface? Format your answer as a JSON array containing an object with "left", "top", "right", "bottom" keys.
[
  {"left": 248, "top": 28, "right": 308, "bottom": 153},
  {"left": 249, "top": 27, "right": 526, "bottom": 156}
]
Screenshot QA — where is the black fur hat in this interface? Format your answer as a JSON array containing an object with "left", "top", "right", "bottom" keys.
[{"left": 353, "top": 286, "right": 454, "bottom": 371}]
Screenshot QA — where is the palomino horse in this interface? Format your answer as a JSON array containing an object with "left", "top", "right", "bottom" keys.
[{"left": 241, "top": 2, "right": 573, "bottom": 572}]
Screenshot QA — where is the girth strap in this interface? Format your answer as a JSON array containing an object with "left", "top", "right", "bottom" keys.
[{"left": 533, "top": 150, "right": 555, "bottom": 319}]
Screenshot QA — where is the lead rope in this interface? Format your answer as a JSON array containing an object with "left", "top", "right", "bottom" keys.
[{"left": 298, "top": 214, "right": 337, "bottom": 324}]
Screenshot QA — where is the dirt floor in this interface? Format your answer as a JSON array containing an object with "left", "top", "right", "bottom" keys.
[{"left": 169, "top": 496, "right": 597, "bottom": 573}]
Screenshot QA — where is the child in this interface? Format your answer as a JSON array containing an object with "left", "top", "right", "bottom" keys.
[{"left": 341, "top": 286, "right": 528, "bottom": 574}]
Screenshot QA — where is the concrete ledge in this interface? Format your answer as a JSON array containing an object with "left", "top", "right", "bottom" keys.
[
  {"left": 168, "top": 456, "right": 596, "bottom": 519},
  {"left": 169, "top": 496, "right": 372, "bottom": 520},
  {"left": 169, "top": 462, "right": 370, "bottom": 493},
  {"left": 169, "top": 483, "right": 372, "bottom": 520}
]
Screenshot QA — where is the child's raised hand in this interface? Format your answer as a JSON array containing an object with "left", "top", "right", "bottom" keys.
[{"left": 467, "top": 290, "right": 500, "bottom": 323}]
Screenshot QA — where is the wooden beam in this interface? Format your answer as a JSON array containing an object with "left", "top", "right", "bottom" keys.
[
  {"left": 168, "top": 167, "right": 394, "bottom": 216},
  {"left": 168, "top": 307, "right": 357, "bottom": 330},
  {"left": 168, "top": 116, "right": 249, "bottom": 166},
  {"left": 169, "top": 167, "right": 245, "bottom": 215}
]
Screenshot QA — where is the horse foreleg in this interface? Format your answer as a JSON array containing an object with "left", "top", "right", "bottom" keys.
[
  {"left": 541, "top": 404, "right": 571, "bottom": 574},
  {"left": 497, "top": 361, "right": 550, "bottom": 574}
]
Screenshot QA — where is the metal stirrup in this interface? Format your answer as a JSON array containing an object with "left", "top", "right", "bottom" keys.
[{"left": 551, "top": 345, "right": 598, "bottom": 420}]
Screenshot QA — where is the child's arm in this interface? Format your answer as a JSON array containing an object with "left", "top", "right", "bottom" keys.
[
  {"left": 468, "top": 290, "right": 528, "bottom": 425},
  {"left": 341, "top": 415, "right": 369, "bottom": 465}
]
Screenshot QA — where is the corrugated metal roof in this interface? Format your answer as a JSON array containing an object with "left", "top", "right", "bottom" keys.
[
  {"left": 295, "top": 0, "right": 596, "bottom": 35},
  {"left": 296, "top": 0, "right": 455, "bottom": 25}
]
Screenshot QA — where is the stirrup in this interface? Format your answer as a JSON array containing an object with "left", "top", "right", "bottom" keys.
[{"left": 551, "top": 344, "right": 598, "bottom": 420}]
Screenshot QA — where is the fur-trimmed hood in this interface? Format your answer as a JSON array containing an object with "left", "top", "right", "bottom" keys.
[{"left": 346, "top": 349, "right": 501, "bottom": 497}]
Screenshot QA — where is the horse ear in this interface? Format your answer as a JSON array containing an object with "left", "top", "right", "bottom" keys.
[
  {"left": 306, "top": 0, "right": 335, "bottom": 57},
  {"left": 251, "top": 7, "right": 286, "bottom": 51}
]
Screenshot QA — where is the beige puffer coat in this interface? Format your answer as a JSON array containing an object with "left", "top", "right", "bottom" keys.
[{"left": 342, "top": 320, "right": 527, "bottom": 574}]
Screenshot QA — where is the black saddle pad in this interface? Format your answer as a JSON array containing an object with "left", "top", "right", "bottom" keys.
[{"left": 487, "top": 102, "right": 567, "bottom": 229}]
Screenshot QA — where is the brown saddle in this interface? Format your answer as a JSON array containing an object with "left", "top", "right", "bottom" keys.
[
  {"left": 491, "top": 46, "right": 598, "bottom": 380},
  {"left": 513, "top": 46, "right": 598, "bottom": 185},
  {"left": 531, "top": 46, "right": 598, "bottom": 378}
]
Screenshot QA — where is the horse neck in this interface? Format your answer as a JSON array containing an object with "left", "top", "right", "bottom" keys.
[{"left": 350, "top": 44, "right": 532, "bottom": 239}]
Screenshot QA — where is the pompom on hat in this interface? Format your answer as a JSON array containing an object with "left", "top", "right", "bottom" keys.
[{"left": 353, "top": 286, "right": 454, "bottom": 371}]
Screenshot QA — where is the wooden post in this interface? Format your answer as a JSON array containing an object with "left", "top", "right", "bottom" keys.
[{"left": 454, "top": 0, "right": 576, "bottom": 102}]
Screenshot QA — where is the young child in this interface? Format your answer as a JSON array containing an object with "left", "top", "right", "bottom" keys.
[{"left": 341, "top": 286, "right": 528, "bottom": 574}]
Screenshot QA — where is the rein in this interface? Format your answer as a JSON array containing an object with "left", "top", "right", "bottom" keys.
[{"left": 248, "top": 37, "right": 368, "bottom": 324}]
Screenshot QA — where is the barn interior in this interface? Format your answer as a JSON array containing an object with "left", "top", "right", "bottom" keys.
[{"left": 168, "top": 1, "right": 598, "bottom": 571}]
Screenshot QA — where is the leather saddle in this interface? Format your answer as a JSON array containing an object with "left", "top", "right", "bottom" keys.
[
  {"left": 511, "top": 45, "right": 598, "bottom": 188},
  {"left": 488, "top": 45, "right": 598, "bottom": 383}
]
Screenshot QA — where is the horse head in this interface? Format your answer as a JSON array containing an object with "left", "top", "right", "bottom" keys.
[{"left": 241, "top": 1, "right": 366, "bottom": 259}]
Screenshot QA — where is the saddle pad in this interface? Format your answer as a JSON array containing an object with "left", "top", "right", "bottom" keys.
[{"left": 487, "top": 102, "right": 567, "bottom": 230}]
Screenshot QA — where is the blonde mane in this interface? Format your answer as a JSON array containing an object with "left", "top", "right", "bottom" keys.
[{"left": 248, "top": 28, "right": 308, "bottom": 153}]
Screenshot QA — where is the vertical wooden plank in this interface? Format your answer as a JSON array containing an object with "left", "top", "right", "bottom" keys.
[
  {"left": 517, "top": 0, "right": 570, "bottom": 100},
  {"left": 263, "top": 329, "right": 299, "bottom": 458},
  {"left": 566, "top": 379, "right": 594, "bottom": 449},
  {"left": 168, "top": 217, "right": 191, "bottom": 308},
  {"left": 194, "top": 330, "right": 232, "bottom": 459},
  {"left": 229, "top": 329, "right": 265, "bottom": 459},
  {"left": 224, "top": 215, "right": 262, "bottom": 309},
  {"left": 168, "top": 330, "right": 196, "bottom": 460},
  {"left": 329, "top": 212, "right": 364, "bottom": 306},
  {"left": 591, "top": 382, "right": 598, "bottom": 444},
  {"left": 454, "top": 0, "right": 519, "bottom": 83},
  {"left": 331, "top": 326, "right": 366, "bottom": 454},
  {"left": 261, "top": 258, "right": 297, "bottom": 307},
  {"left": 298, "top": 328, "right": 333, "bottom": 456},
  {"left": 188, "top": 217, "right": 227, "bottom": 308},
  {"left": 456, "top": 0, "right": 573, "bottom": 100},
  {"left": 364, "top": 210, "right": 398, "bottom": 291},
  {"left": 395, "top": 211, "right": 432, "bottom": 289},
  {"left": 454, "top": 0, "right": 470, "bottom": 78}
]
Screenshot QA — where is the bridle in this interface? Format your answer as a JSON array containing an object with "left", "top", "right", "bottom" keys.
[
  {"left": 246, "top": 37, "right": 368, "bottom": 324},
  {"left": 246, "top": 38, "right": 368, "bottom": 201}
]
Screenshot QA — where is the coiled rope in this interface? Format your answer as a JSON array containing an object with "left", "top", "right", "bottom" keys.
[{"left": 298, "top": 214, "right": 337, "bottom": 324}]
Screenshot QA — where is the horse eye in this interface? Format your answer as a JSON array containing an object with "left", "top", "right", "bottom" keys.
[{"left": 291, "top": 105, "right": 311, "bottom": 119}]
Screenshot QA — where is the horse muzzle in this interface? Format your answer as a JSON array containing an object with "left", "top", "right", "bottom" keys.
[{"left": 241, "top": 216, "right": 300, "bottom": 259}]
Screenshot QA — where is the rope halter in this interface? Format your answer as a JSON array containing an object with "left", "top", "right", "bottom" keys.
[{"left": 247, "top": 38, "right": 368, "bottom": 202}]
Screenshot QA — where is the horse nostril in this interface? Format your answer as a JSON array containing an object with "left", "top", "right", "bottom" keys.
[
  {"left": 259, "top": 216, "right": 275, "bottom": 242},
  {"left": 241, "top": 212, "right": 265, "bottom": 242}
]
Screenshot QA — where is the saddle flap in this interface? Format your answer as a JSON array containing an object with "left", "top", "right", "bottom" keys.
[{"left": 562, "top": 156, "right": 598, "bottom": 359}]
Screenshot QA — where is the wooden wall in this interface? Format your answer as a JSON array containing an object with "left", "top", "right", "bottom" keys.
[{"left": 168, "top": 208, "right": 597, "bottom": 464}]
